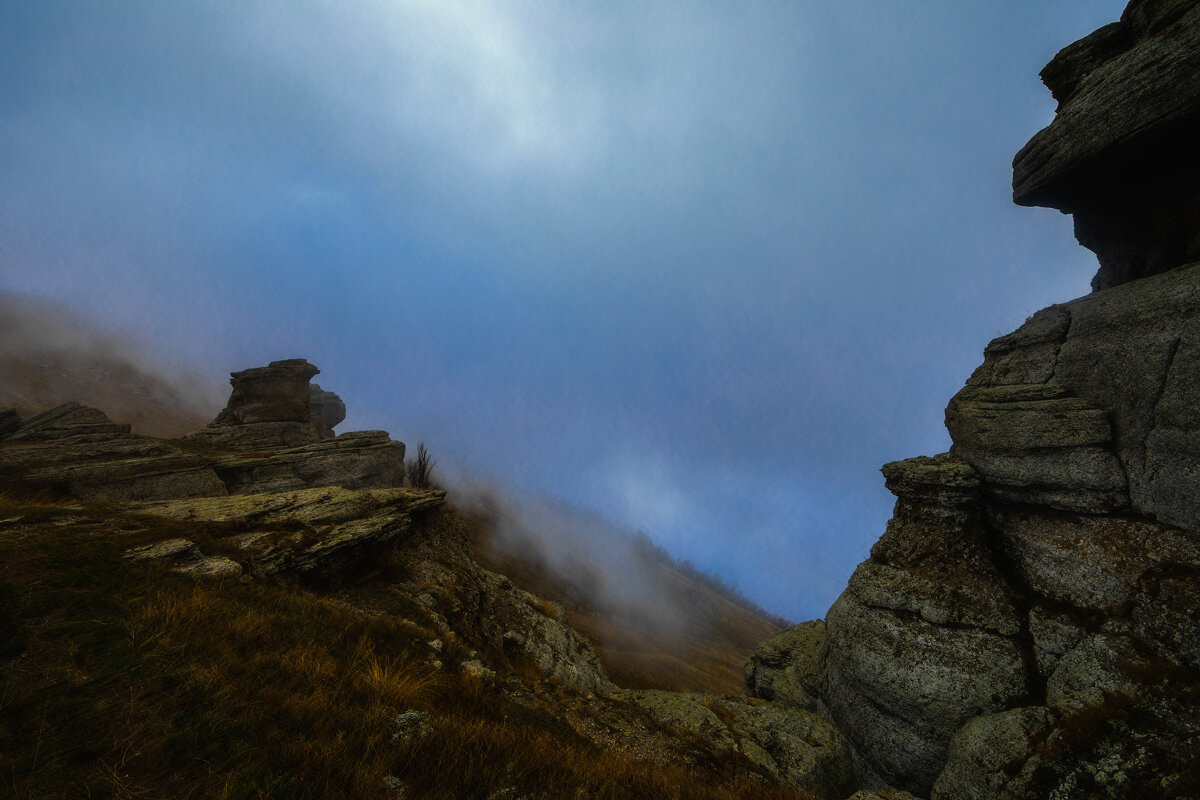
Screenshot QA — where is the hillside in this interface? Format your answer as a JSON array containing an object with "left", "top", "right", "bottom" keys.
[
  {"left": 0, "top": 354, "right": 852, "bottom": 799},
  {"left": 0, "top": 293, "right": 218, "bottom": 438},
  {"left": 466, "top": 495, "right": 785, "bottom": 694}
]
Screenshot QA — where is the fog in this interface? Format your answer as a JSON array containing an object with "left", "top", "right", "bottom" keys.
[{"left": 0, "top": 2, "right": 1123, "bottom": 619}]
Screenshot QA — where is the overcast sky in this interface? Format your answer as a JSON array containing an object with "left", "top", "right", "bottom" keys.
[{"left": 1, "top": 1, "right": 1123, "bottom": 620}]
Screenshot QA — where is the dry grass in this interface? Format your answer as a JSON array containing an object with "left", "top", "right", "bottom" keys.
[{"left": 0, "top": 496, "right": 814, "bottom": 800}]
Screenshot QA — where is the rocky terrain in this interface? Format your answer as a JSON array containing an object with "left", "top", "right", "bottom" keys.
[
  {"left": 0, "top": 357, "right": 853, "bottom": 799},
  {"left": 747, "top": 1, "right": 1200, "bottom": 797},
  {"left": 4, "top": 2, "right": 1198, "bottom": 797}
]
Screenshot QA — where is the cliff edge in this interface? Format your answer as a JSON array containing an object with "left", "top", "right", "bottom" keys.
[{"left": 748, "top": 2, "right": 1200, "bottom": 797}]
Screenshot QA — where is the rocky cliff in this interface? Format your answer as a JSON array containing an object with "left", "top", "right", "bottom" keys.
[{"left": 748, "top": 2, "right": 1200, "bottom": 797}]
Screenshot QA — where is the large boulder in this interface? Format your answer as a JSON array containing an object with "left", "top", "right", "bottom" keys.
[
  {"left": 191, "top": 359, "right": 323, "bottom": 450},
  {"left": 308, "top": 384, "right": 346, "bottom": 439},
  {"left": 623, "top": 690, "right": 856, "bottom": 799},
  {"left": 743, "top": 620, "right": 826, "bottom": 711},
  {"left": 1013, "top": 0, "right": 1200, "bottom": 290}
]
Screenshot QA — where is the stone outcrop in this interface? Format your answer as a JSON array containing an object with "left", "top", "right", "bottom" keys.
[
  {"left": 0, "top": 361, "right": 407, "bottom": 502},
  {"left": 132, "top": 486, "right": 444, "bottom": 583},
  {"left": 0, "top": 402, "right": 228, "bottom": 501},
  {"left": 213, "top": 430, "right": 405, "bottom": 494},
  {"left": 743, "top": 620, "right": 826, "bottom": 712},
  {"left": 190, "top": 359, "right": 323, "bottom": 450},
  {"left": 747, "top": 2, "right": 1200, "bottom": 796},
  {"left": 1013, "top": 0, "right": 1200, "bottom": 290},
  {"left": 625, "top": 690, "right": 856, "bottom": 799},
  {"left": 308, "top": 384, "right": 346, "bottom": 439}
]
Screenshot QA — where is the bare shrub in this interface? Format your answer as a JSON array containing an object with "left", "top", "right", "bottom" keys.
[{"left": 407, "top": 441, "right": 436, "bottom": 489}]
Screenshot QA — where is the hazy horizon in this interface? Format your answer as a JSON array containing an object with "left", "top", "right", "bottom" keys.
[{"left": 1, "top": 1, "right": 1124, "bottom": 620}]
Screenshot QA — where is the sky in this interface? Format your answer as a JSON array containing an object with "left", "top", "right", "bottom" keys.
[{"left": 0, "top": 1, "right": 1125, "bottom": 621}]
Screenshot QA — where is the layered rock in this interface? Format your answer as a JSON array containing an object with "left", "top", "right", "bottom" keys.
[
  {"left": 0, "top": 361, "right": 405, "bottom": 500},
  {"left": 308, "top": 383, "right": 346, "bottom": 439},
  {"left": 1013, "top": 0, "right": 1200, "bottom": 290},
  {"left": 190, "top": 358, "right": 323, "bottom": 450},
  {"left": 748, "top": 2, "right": 1200, "bottom": 796},
  {"left": 0, "top": 402, "right": 227, "bottom": 501},
  {"left": 131, "top": 486, "right": 444, "bottom": 583}
]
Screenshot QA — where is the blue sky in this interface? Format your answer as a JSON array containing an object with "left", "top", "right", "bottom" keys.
[{"left": 1, "top": 1, "right": 1123, "bottom": 620}]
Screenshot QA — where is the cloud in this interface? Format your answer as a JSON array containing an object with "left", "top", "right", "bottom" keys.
[{"left": 0, "top": 0, "right": 1126, "bottom": 619}]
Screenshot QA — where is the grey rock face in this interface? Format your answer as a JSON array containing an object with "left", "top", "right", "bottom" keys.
[
  {"left": 623, "top": 690, "right": 856, "bottom": 799},
  {"left": 308, "top": 384, "right": 346, "bottom": 439},
  {"left": 755, "top": 4, "right": 1200, "bottom": 796},
  {"left": 212, "top": 358, "right": 320, "bottom": 426},
  {"left": 1013, "top": 0, "right": 1200, "bottom": 290},
  {"left": 992, "top": 507, "right": 1200, "bottom": 618},
  {"left": 822, "top": 590, "right": 1029, "bottom": 795},
  {"left": 951, "top": 261, "right": 1200, "bottom": 532},
  {"left": 0, "top": 402, "right": 227, "bottom": 501},
  {"left": 931, "top": 706, "right": 1056, "bottom": 800},
  {"left": 214, "top": 431, "right": 406, "bottom": 494},
  {"left": 743, "top": 619, "right": 826, "bottom": 711},
  {"left": 134, "top": 486, "right": 445, "bottom": 583},
  {"left": 946, "top": 385, "right": 1127, "bottom": 513}
]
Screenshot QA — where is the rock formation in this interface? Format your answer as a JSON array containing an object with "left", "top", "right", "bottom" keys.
[
  {"left": 1013, "top": 0, "right": 1200, "bottom": 291},
  {"left": 0, "top": 360, "right": 404, "bottom": 499},
  {"left": 192, "top": 358, "right": 325, "bottom": 450},
  {"left": 309, "top": 383, "right": 346, "bottom": 439},
  {"left": 747, "top": 2, "right": 1200, "bottom": 797},
  {"left": 0, "top": 402, "right": 227, "bottom": 501}
]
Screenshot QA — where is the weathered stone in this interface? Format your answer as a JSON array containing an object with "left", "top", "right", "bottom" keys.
[
  {"left": 184, "top": 421, "right": 321, "bottom": 451},
  {"left": 1028, "top": 606, "right": 1088, "bottom": 677},
  {"left": 848, "top": 560, "right": 1019, "bottom": 636},
  {"left": 879, "top": 454, "right": 979, "bottom": 505},
  {"left": 966, "top": 306, "right": 1071, "bottom": 387},
  {"left": 9, "top": 401, "right": 131, "bottom": 440},
  {"left": 214, "top": 430, "right": 405, "bottom": 494},
  {"left": 0, "top": 402, "right": 227, "bottom": 500},
  {"left": 211, "top": 358, "right": 319, "bottom": 426},
  {"left": 134, "top": 485, "right": 444, "bottom": 527},
  {"left": 624, "top": 691, "right": 856, "bottom": 799},
  {"left": 821, "top": 590, "right": 1029, "bottom": 796},
  {"left": 931, "top": 706, "right": 1056, "bottom": 800},
  {"left": 947, "top": 384, "right": 1128, "bottom": 513},
  {"left": 308, "top": 384, "right": 346, "bottom": 439},
  {"left": 124, "top": 538, "right": 243, "bottom": 578},
  {"left": 992, "top": 507, "right": 1200, "bottom": 615},
  {"left": 1045, "top": 634, "right": 1146, "bottom": 713},
  {"left": 133, "top": 486, "right": 445, "bottom": 583},
  {"left": 1013, "top": 2, "right": 1200, "bottom": 290},
  {"left": 952, "top": 262, "right": 1200, "bottom": 530},
  {"left": 744, "top": 620, "right": 826, "bottom": 711},
  {"left": 846, "top": 791, "right": 921, "bottom": 800},
  {"left": 867, "top": 460, "right": 1021, "bottom": 635},
  {"left": 1131, "top": 564, "right": 1200, "bottom": 669}
]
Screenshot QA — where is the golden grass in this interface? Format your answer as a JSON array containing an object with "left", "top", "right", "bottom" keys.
[{"left": 0, "top": 500, "right": 815, "bottom": 800}]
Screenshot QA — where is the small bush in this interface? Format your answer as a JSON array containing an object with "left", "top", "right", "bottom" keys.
[{"left": 407, "top": 442, "right": 436, "bottom": 489}]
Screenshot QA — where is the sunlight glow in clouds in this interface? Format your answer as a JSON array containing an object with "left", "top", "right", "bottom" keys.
[{"left": 0, "top": 1, "right": 1125, "bottom": 619}]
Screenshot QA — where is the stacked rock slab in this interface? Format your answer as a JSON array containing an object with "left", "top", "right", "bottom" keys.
[
  {"left": 1013, "top": 0, "right": 1200, "bottom": 291},
  {"left": 190, "top": 359, "right": 326, "bottom": 450},
  {"left": 747, "top": 2, "right": 1200, "bottom": 797},
  {"left": 0, "top": 361, "right": 406, "bottom": 501},
  {"left": 0, "top": 402, "right": 227, "bottom": 500}
]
